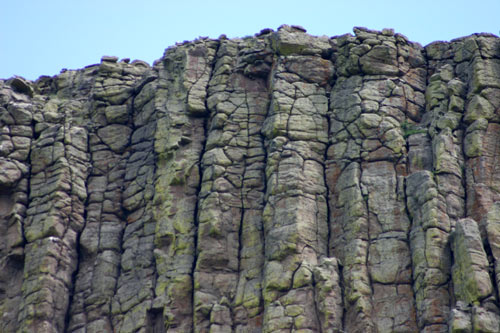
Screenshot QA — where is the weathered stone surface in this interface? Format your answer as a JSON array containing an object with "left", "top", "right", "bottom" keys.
[
  {"left": 452, "top": 219, "right": 494, "bottom": 303},
  {"left": 1, "top": 27, "right": 500, "bottom": 332}
]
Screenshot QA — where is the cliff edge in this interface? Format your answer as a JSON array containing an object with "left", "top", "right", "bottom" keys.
[{"left": 1, "top": 25, "right": 500, "bottom": 332}]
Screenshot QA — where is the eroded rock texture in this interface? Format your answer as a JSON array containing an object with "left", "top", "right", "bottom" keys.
[{"left": 1, "top": 25, "right": 500, "bottom": 332}]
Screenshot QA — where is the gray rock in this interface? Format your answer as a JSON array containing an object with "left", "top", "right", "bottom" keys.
[
  {"left": 97, "top": 124, "right": 132, "bottom": 153},
  {"left": 0, "top": 27, "right": 499, "bottom": 333}
]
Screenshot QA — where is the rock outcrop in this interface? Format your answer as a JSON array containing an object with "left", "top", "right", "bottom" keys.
[{"left": 1, "top": 25, "right": 500, "bottom": 332}]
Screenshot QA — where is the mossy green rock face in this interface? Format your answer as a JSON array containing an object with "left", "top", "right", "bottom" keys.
[
  {"left": 359, "top": 44, "right": 399, "bottom": 75},
  {"left": 1, "top": 27, "right": 500, "bottom": 333},
  {"left": 452, "top": 219, "right": 493, "bottom": 304}
]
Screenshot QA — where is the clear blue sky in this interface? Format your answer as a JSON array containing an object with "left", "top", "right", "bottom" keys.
[{"left": 2, "top": 0, "right": 499, "bottom": 80}]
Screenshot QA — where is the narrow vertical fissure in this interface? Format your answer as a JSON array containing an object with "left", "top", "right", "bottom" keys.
[
  {"left": 7, "top": 115, "right": 34, "bottom": 332},
  {"left": 231, "top": 180, "right": 246, "bottom": 332},
  {"left": 483, "top": 240, "right": 500, "bottom": 306},
  {"left": 255, "top": 53, "right": 278, "bottom": 329},
  {"left": 324, "top": 87, "right": 332, "bottom": 258},
  {"left": 236, "top": 92, "right": 251, "bottom": 280},
  {"left": 256, "top": 126, "right": 269, "bottom": 323},
  {"left": 402, "top": 174, "right": 420, "bottom": 323},
  {"left": 62, "top": 99, "right": 93, "bottom": 331},
  {"left": 460, "top": 123, "right": 469, "bottom": 221},
  {"left": 64, "top": 208, "right": 85, "bottom": 331},
  {"left": 359, "top": 163, "right": 376, "bottom": 331},
  {"left": 338, "top": 262, "right": 346, "bottom": 332},
  {"left": 191, "top": 40, "right": 221, "bottom": 330},
  {"left": 311, "top": 275, "right": 324, "bottom": 333},
  {"left": 457, "top": 54, "right": 470, "bottom": 221},
  {"left": 146, "top": 116, "right": 161, "bottom": 323},
  {"left": 109, "top": 213, "right": 126, "bottom": 333},
  {"left": 58, "top": 118, "right": 74, "bottom": 332},
  {"left": 82, "top": 128, "right": 102, "bottom": 330},
  {"left": 449, "top": 240, "right": 457, "bottom": 309},
  {"left": 360, "top": 165, "right": 373, "bottom": 289},
  {"left": 129, "top": 73, "right": 161, "bottom": 329},
  {"left": 191, "top": 100, "right": 207, "bottom": 332},
  {"left": 232, "top": 92, "right": 254, "bottom": 331},
  {"left": 19, "top": 118, "right": 36, "bottom": 249},
  {"left": 407, "top": 48, "right": 432, "bottom": 331}
]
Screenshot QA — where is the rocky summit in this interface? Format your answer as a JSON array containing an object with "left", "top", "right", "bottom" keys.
[{"left": 0, "top": 25, "right": 500, "bottom": 332}]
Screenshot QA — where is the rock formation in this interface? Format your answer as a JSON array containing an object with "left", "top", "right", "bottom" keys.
[{"left": 1, "top": 25, "right": 500, "bottom": 332}]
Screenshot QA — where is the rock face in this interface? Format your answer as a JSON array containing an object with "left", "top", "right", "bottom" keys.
[{"left": 0, "top": 25, "right": 500, "bottom": 332}]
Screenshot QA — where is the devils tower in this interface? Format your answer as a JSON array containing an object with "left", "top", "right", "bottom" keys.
[{"left": 1, "top": 25, "right": 500, "bottom": 332}]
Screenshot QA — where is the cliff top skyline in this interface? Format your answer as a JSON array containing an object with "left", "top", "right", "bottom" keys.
[
  {"left": 1, "top": 24, "right": 500, "bottom": 332},
  {"left": 2, "top": 0, "right": 499, "bottom": 81}
]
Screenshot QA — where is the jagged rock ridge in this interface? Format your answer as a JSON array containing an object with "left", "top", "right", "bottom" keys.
[{"left": 1, "top": 25, "right": 500, "bottom": 332}]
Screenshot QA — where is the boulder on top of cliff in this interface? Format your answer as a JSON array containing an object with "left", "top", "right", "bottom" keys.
[
  {"left": 271, "top": 24, "right": 331, "bottom": 56},
  {"left": 7, "top": 76, "right": 34, "bottom": 97}
]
